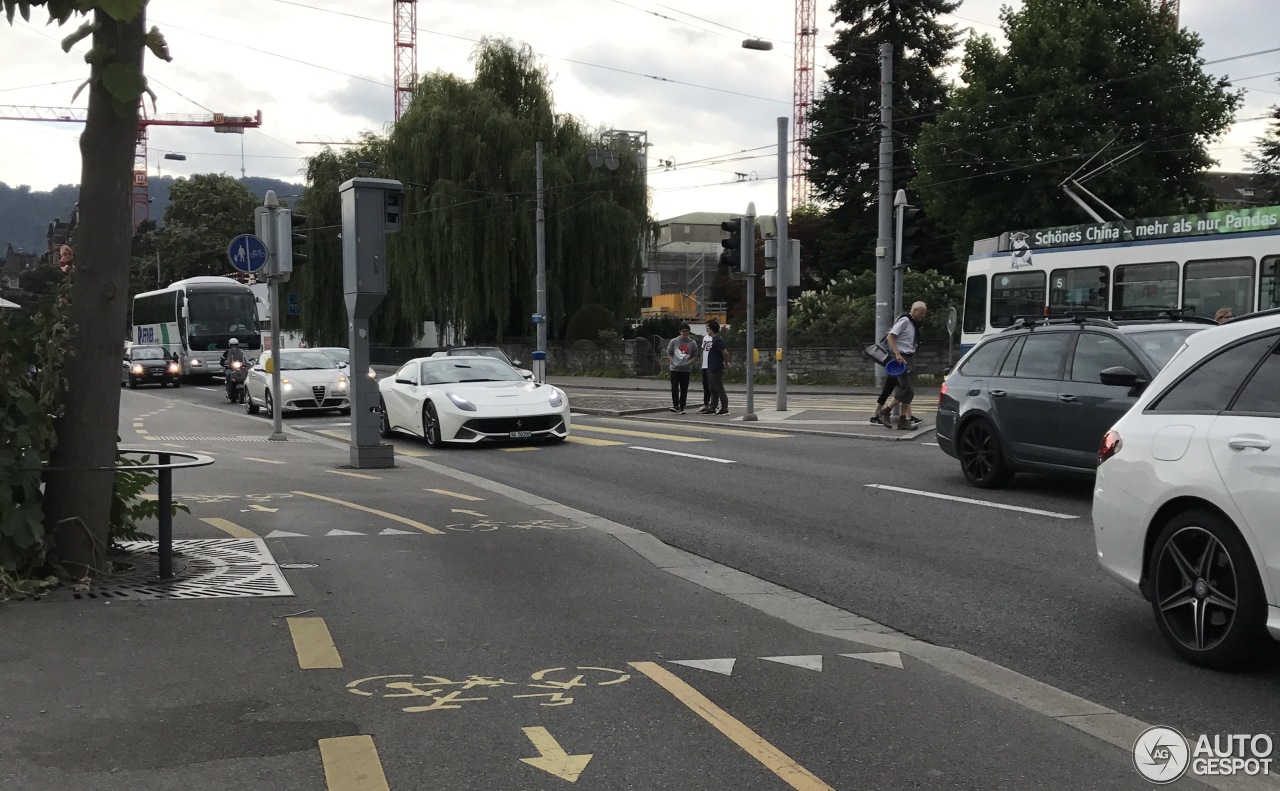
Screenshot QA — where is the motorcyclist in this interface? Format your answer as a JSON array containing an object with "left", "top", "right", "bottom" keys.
[{"left": 221, "top": 338, "right": 248, "bottom": 400}]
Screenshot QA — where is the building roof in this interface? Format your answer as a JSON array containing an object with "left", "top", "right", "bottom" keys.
[
  {"left": 1205, "top": 171, "right": 1265, "bottom": 206},
  {"left": 658, "top": 213, "right": 779, "bottom": 236}
]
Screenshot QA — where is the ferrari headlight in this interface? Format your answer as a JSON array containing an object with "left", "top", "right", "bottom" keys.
[
  {"left": 446, "top": 391, "right": 477, "bottom": 411},
  {"left": 131, "top": 364, "right": 144, "bottom": 374},
  {"left": 548, "top": 389, "right": 563, "bottom": 408},
  {"left": 368, "top": 368, "right": 377, "bottom": 379}
]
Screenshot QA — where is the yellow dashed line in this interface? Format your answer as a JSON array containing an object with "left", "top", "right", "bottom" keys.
[
  {"left": 595, "top": 417, "right": 790, "bottom": 439},
  {"left": 395, "top": 447, "right": 433, "bottom": 458},
  {"left": 287, "top": 617, "right": 343, "bottom": 669},
  {"left": 244, "top": 457, "right": 286, "bottom": 465},
  {"left": 572, "top": 425, "right": 709, "bottom": 443},
  {"left": 317, "top": 429, "right": 350, "bottom": 441},
  {"left": 565, "top": 435, "right": 627, "bottom": 447},
  {"left": 291, "top": 491, "right": 442, "bottom": 534},
  {"left": 501, "top": 446, "right": 540, "bottom": 452},
  {"left": 318, "top": 735, "right": 389, "bottom": 791},
  {"left": 324, "top": 469, "right": 381, "bottom": 480},
  {"left": 200, "top": 518, "right": 258, "bottom": 539},
  {"left": 425, "top": 488, "right": 485, "bottom": 502}
]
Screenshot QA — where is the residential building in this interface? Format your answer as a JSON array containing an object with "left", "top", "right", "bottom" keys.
[
  {"left": 1205, "top": 171, "right": 1266, "bottom": 209},
  {"left": 644, "top": 211, "right": 776, "bottom": 323}
]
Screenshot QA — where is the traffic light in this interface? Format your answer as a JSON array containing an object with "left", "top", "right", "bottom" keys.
[
  {"left": 276, "top": 209, "right": 308, "bottom": 275},
  {"left": 898, "top": 205, "right": 924, "bottom": 265},
  {"left": 720, "top": 218, "right": 742, "bottom": 271}
]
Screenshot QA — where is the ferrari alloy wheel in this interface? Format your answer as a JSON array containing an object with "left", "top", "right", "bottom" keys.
[
  {"left": 423, "top": 402, "right": 444, "bottom": 448},
  {"left": 379, "top": 397, "right": 392, "bottom": 438}
]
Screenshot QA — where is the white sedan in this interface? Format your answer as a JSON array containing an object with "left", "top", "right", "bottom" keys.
[
  {"left": 378, "top": 355, "right": 569, "bottom": 447},
  {"left": 1093, "top": 308, "right": 1280, "bottom": 669},
  {"left": 245, "top": 349, "right": 351, "bottom": 417}
]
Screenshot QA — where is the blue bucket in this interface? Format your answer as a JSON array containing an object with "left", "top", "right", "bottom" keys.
[{"left": 885, "top": 359, "right": 907, "bottom": 377}]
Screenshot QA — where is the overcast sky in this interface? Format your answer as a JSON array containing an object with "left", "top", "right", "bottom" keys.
[{"left": 1, "top": 0, "right": 1276, "bottom": 222}]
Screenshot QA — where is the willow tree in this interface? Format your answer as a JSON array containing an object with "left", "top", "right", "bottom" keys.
[{"left": 296, "top": 38, "right": 648, "bottom": 347}]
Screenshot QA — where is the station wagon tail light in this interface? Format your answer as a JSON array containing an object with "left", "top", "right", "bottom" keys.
[
  {"left": 938, "top": 381, "right": 947, "bottom": 409},
  {"left": 1098, "top": 430, "right": 1122, "bottom": 465}
]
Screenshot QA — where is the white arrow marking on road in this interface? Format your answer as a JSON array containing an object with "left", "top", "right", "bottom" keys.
[
  {"left": 326, "top": 529, "right": 366, "bottom": 536},
  {"left": 451, "top": 508, "right": 489, "bottom": 517},
  {"left": 519, "top": 727, "right": 592, "bottom": 783},
  {"left": 264, "top": 530, "right": 308, "bottom": 538},
  {"left": 379, "top": 528, "right": 415, "bottom": 535},
  {"left": 628, "top": 446, "right": 735, "bottom": 464},
  {"left": 760, "top": 655, "right": 823, "bottom": 672},
  {"left": 669, "top": 658, "right": 736, "bottom": 676},
  {"left": 839, "top": 652, "right": 903, "bottom": 669},
  {"left": 863, "top": 484, "right": 1079, "bottom": 520}
]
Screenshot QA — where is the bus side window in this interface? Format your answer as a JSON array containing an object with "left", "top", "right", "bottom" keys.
[
  {"left": 1049, "top": 266, "right": 1108, "bottom": 314},
  {"left": 1184, "top": 257, "right": 1254, "bottom": 319},
  {"left": 990, "top": 271, "right": 1046, "bottom": 328},
  {"left": 963, "top": 275, "right": 987, "bottom": 334},
  {"left": 1261, "top": 256, "right": 1280, "bottom": 311}
]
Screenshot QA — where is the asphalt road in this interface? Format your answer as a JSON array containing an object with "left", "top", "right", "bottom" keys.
[{"left": 155, "top": 379, "right": 1280, "bottom": 745}]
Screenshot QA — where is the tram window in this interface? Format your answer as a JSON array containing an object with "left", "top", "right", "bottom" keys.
[
  {"left": 990, "top": 271, "right": 1046, "bottom": 328},
  {"left": 963, "top": 275, "right": 987, "bottom": 334},
  {"left": 1262, "top": 256, "right": 1280, "bottom": 311},
  {"left": 1048, "top": 266, "right": 1108, "bottom": 314},
  {"left": 1113, "top": 262, "right": 1178, "bottom": 312},
  {"left": 1183, "top": 258, "right": 1254, "bottom": 319}
]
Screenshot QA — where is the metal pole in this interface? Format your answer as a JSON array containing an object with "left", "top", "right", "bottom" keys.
[
  {"left": 535, "top": 142, "right": 547, "bottom": 383},
  {"left": 743, "top": 203, "right": 757, "bottom": 421},
  {"left": 265, "top": 192, "right": 286, "bottom": 441},
  {"left": 894, "top": 200, "right": 905, "bottom": 317},
  {"left": 155, "top": 249, "right": 161, "bottom": 288},
  {"left": 157, "top": 453, "right": 172, "bottom": 580},
  {"left": 874, "top": 42, "right": 895, "bottom": 390},
  {"left": 775, "top": 116, "right": 789, "bottom": 412}
]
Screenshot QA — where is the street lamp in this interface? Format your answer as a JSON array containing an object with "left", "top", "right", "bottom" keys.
[{"left": 742, "top": 39, "right": 773, "bottom": 51}]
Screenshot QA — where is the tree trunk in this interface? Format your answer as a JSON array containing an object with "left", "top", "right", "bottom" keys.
[{"left": 44, "top": 8, "right": 147, "bottom": 578}]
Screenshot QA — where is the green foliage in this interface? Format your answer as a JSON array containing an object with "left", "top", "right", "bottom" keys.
[
  {"left": 807, "top": 0, "right": 960, "bottom": 279},
  {"left": 565, "top": 302, "right": 616, "bottom": 342},
  {"left": 914, "top": 0, "right": 1241, "bottom": 261},
  {"left": 294, "top": 38, "right": 649, "bottom": 347},
  {"left": 787, "top": 268, "right": 960, "bottom": 341},
  {"left": 0, "top": 279, "right": 71, "bottom": 574},
  {"left": 630, "top": 316, "right": 684, "bottom": 339},
  {"left": 1248, "top": 103, "right": 1280, "bottom": 204},
  {"left": 157, "top": 174, "right": 259, "bottom": 283}
]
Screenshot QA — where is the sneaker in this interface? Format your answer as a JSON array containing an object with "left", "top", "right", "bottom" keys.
[
  {"left": 669, "top": 407, "right": 679, "bottom": 413},
  {"left": 869, "top": 411, "right": 883, "bottom": 425},
  {"left": 715, "top": 408, "right": 729, "bottom": 415},
  {"left": 910, "top": 416, "right": 923, "bottom": 426},
  {"left": 677, "top": 409, "right": 686, "bottom": 415}
]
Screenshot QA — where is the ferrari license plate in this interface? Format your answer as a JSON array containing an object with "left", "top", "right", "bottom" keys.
[{"left": 508, "top": 430, "right": 532, "bottom": 439}]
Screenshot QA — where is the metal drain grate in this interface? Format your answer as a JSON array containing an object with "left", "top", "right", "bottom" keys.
[
  {"left": 51, "top": 539, "right": 294, "bottom": 601},
  {"left": 145, "top": 436, "right": 318, "bottom": 443}
]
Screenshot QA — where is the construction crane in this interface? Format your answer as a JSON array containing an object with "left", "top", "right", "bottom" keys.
[
  {"left": 394, "top": 0, "right": 417, "bottom": 121},
  {"left": 0, "top": 104, "right": 262, "bottom": 228},
  {"left": 792, "top": 0, "right": 816, "bottom": 209}
]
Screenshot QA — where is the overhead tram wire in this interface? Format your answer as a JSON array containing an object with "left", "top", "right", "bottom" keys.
[{"left": 264, "top": 0, "right": 787, "bottom": 105}]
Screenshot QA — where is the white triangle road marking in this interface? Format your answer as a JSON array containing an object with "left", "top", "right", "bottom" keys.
[
  {"left": 326, "top": 529, "right": 366, "bottom": 536},
  {"left": 668, "top": 658, "right": 736, "bottom": 676},
  {"left": 264, "top": 530, "right": 308, "bottom": 538},
  {"left": 760, "top": 655, "right": 823, "bottom": 672},
  {"left": 379, "top": 528, "right": 415, "bottom": 535},
  {"left": 839, "top": 652, "right": 903, "bottom": 669}
]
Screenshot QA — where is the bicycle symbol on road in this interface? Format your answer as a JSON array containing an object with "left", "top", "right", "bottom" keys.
[{"left": 445, "top": 519, "right": 585, "bottom": 533}]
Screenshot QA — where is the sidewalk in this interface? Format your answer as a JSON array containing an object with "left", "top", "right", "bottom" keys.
[{"left": 0, "top": 390, "right": 1184, "bottom": 790}]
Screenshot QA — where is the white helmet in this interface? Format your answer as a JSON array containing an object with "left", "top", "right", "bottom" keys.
[{"left": 229, "top": 338, "right": 240, "bottom": 346}]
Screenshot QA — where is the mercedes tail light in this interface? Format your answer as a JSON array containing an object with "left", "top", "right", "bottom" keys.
[{"left": 1098, "top": 429, "right": 1122, "bottom": 465}]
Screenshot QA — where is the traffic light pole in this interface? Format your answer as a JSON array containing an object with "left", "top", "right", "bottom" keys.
[
  {"left": 894, "top": 191, "right": 906, "bottom": 318},
  {"left": 775, "top": 116, "right": 789, "bottom": 413},
  {"left": 743, "top": 203, "right": 756, "bottom": 421},
  {"left": 535, "top": 142, "right": 547, "bottom": 383},
  {"left": 262, "top": 190, "right": 286, "bottom": 442},
  {"left": 874, "top": 42, "right": 895, "bottom": 390}
]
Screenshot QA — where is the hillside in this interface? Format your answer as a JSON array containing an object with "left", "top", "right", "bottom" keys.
[{"left": 0, "top": 176, "right": 307, "bottom": 254}]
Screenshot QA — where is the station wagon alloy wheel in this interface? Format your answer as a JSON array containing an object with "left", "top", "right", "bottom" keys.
[
  {"left": 1149, "top": 511, "right": 1268, "bottom": 669},
  {"left": 958, "top": 419, "right": 1012, "bottom": 488}
]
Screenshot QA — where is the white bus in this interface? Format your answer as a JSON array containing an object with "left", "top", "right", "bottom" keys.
[
  {"left": 131, "top": 276, "right": 263, "bottom": 378},
  {"left": 959, "top": 204, "right": 1280, "bottom": 355}
]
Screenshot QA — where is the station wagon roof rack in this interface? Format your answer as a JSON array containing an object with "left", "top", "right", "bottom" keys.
[{"left": 1003, "top": 308, "right": 1218, "bottom": 331}]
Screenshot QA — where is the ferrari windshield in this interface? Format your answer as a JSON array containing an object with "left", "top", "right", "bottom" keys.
[
  {"left": 275, "top": 351, "right": 339, "bottom": 370},
  {"left": 447, "top": 347, "right": 513, "bottom": 366},
  {"left": 420, "top": 358, "right": 524, "bottom": 384}
]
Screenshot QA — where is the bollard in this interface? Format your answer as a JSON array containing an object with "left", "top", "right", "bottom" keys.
[{"left": 158, "top": 452, "right": 173, "bottom": 580}]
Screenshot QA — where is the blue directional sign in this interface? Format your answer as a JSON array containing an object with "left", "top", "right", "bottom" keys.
[
  {"left": 287, "top": 292, "right": 299, "bottom": 317},
  {"left": 228, "top": 234, "right": 268, "bottom": 274}
]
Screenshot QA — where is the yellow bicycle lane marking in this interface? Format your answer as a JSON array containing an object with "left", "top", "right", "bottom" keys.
[
  {"left": 288, "top": 617, "right": 344, "bottom": 669},
  {"left": 318, "top": 735, "right": 390, "bottom": 791},
  {"left": 630, "top": 661, "right": 835, "bottom": 791},
  {"left": 291, "top": 491, "right": 443, "bottom": 535},
  {"left": 199, "top": 517, "right": 258, "bottom": 539}
]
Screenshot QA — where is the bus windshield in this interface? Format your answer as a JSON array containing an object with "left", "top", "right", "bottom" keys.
[{"left": 186, "top": 291, "right": 259, "bottom": 351}]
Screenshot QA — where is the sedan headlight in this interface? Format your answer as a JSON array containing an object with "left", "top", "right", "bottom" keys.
[
  {"left": 446, "top": 391, "right": 477, "bottom": 411},
  {"left": 548, "top": 389, "right": 564, "bottom": 408},
  {"left": 131, "top": 364, "right": 144, "bottom": 374},
  {"left": 282, "top": 377, "right": 293, "bottom": 392},
  {"left": 168, "top": 362, "right": 180, "bottom": 374},
  {"left": 336, "top": 376, "right": 348, "bottom": 390}
]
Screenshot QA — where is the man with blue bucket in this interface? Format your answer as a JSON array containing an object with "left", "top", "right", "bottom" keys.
[{"left": 874, "top": 301, "right": 927, "bottom": 430}]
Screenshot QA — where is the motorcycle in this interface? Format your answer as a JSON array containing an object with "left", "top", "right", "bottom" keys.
[{"left": 224, "top": 359, "right": 248, "bottom": 404}]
